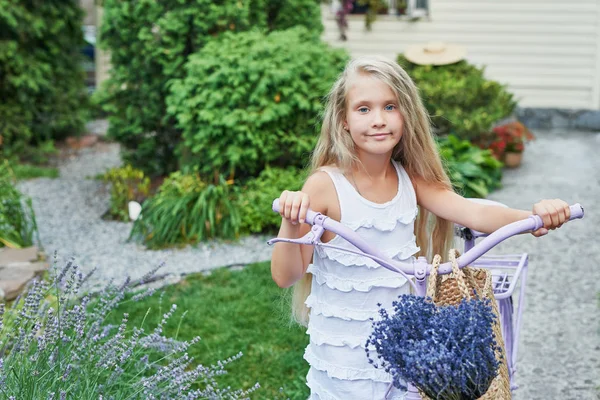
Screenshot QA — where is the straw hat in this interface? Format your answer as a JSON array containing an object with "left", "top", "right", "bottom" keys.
[{"left": 404, "top": 42, "right": 467, "bottom": 66}]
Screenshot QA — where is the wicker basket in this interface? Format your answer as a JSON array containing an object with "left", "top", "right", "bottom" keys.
[{"left": 421, "top": 249, "right": 512, "bottom": 400}]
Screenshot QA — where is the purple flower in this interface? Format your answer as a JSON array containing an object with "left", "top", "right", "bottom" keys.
[{"left": 367, "top": 294, "right": 501, "bottom": 400}]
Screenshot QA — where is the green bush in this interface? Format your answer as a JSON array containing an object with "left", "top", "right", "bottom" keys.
[
  {"left": 397, "top": 55, "right": 517, "bottom": 141},
  {"left": 236, "top": 167, "right": 307, "bottom": 234},
  {"left": 167, "top": 27, "right": 349, "bottom": 178},
  {"left": 130, "top": 172, "right": 240, "bottom": 248},
  {"left": 0, "top": 1, "right": 88, "bottom": 159},
  {"left": 438, "top": 135, "right": 503, "bottom": 198},
  {"left": 0, "top": 161, "right": 39, "bottom": 248},
  {"left": 97, "top": 0, "right": 323, "bottom": 177},
  {"left": 100, "top": 165, "right": 151, "bottom": 222}
]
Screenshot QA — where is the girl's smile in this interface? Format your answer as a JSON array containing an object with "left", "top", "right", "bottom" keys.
[{"left": 344, "top": 73, "right": 403, "bottom": 157}]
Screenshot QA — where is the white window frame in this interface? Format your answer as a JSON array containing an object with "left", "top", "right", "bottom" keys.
[{"left": 406, "top": 0, "right": 429, "bottom": 18}]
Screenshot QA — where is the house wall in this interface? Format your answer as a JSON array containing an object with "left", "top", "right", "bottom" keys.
[{"left": 320, "top": 0, "right": 600, "bottom": 110}]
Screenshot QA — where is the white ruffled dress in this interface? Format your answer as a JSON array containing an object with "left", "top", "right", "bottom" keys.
[{"left": 305, "top": 160, "right": 419, "bottom": 400}]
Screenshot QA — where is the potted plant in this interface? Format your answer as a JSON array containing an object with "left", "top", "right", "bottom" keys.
[{"left": 488, "top": 121, "right": 535, "bottom": 168}]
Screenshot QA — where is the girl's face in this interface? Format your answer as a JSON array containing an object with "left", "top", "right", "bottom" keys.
[{"left": 344, "top": 73, "right": 403, "bottom": 160}]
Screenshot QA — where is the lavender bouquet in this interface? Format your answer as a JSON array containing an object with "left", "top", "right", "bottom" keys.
[
  {"left": 0, "top": 259, "right": 259, "bottom": 399},
  {"left": 366, "top": 295, "right": 501, "bottom": 400}
]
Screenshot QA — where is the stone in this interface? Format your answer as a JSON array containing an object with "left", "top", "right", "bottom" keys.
[
  {"left": 0, "top": 271, "right": 35, "bottom": 300},
  {"left": 0, "top": 246, "right": 39, "bottom": 266},
  {"left": 66, "top": 134, "right": 99, "bottom": 149}
]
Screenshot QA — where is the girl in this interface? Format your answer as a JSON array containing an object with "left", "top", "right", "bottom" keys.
[{"left": 271, "top": 56, "right": 570, "bottom": 400}]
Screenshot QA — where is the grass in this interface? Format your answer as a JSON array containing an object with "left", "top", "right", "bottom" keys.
[
  {"left": 11, "top": 163, "right": 59, "bottom": 180},
  {"left": 109, "top": 261, "right": 310, "bottom": 399}
]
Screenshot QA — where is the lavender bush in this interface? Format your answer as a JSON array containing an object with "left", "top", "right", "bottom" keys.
[
  {"left": 366, "top": 295, "right": 501, "bottom": 400},
  {"left": 0, "top": 259, "right": 259, "bottom": 399}
]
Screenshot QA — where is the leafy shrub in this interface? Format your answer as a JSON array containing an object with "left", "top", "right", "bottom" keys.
[
  {"left": 167, "top": 27, "right": 349, "bottom": 178},
  {"left": 130, "top": 172, "right": 240, "bottom": 248},
  {"left": 438, "top": 135, "right": 503, "bottom": 198},
  {"left": 0, "top": 1, "right": 87, "bottom": 159},
  {"left": 0, "top": 161, "right": 39, "bottom": 248},
  {"left": 397, "top": 55, "right": 517, "bottom": 141},
  {"left": 0, "top": 260, "right": 258, "bottom": 399},
  {"left": 236, "top": 167, "right": 307, "bottom": 234},
  {"left": 98, "top": 0, "right": 323, "bottom": 177},
  {"left": 100, "top": 165, "right": 151, "bottom": 222}
]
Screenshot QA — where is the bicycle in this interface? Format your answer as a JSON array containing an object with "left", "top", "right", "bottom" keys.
[{"left": 268, "top": 199, "right": 584, "bottom": 400}]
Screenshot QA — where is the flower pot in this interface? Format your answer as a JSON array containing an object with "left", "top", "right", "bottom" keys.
[{"left": 503, "top": 151, "right": 523, "bottom": 168}]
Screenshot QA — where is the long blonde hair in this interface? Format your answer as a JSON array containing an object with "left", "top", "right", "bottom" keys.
[{"left": 291, "top": 56, "right": 455, "bottom": 326}]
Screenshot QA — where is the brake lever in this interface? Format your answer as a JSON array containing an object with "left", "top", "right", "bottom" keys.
[{"left": 267, "top": 224, "right": 326, "bottom": 246}]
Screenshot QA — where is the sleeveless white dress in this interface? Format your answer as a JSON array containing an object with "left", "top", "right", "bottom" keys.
[{"left": 304, "top": 160, "right": 419, "bottom": 400}]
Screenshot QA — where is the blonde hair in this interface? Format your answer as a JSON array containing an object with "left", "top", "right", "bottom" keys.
[{"left": 291, "top": 56, "right": 455, "bottom": 326}]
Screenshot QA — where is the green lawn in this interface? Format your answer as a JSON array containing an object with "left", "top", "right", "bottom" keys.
[
  {"left": 110, "top": 262, "right": 310, "bottom": 399},
  {"left": 12, "top": 163, "right": 59, "bottom": 180}
]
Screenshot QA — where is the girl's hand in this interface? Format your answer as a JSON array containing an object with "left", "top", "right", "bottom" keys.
[
  {"left": 531, "top": 199, "right": 571, "bottom": 237},
  {"left": 278, "top": 190, "right": 311, "bottom": 226}
]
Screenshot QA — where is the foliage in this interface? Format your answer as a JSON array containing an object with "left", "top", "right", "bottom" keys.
[
  {"left": 97, "top": 0, "right": 323, "bottom": 177},
  {"left": 167, "top": 27, "right": 349, "bottom": 178},
  {"left": 0, "top": 260, "right": 258, "bottom": 399},
  {"left": 397, "top": 55, "right": 517, "bottom": 141},
  {"left": 129, "top": 172, "right": 240, "bottom": 248},
  {"left": 357, "top": 0, "right": 390, "bottom": 29},
  {"left": 438, "top": 135, "right": 503, "bottom": 198},
  {"left": 367, "top": 295, "right": 501, "bottom": 399},
  {"left": 9, "top": 163, "right": 59, "bottom": 180},
  {"left": 0, "top": 1, "right": 88, "bottom": 160},
  {"left": 16, "top": 140, "right": 59, "bottom": 166},
  {"left": 0, "top": 161, "right": 39, "bottom": 248},
  {"left": 100, "top": 165, "right": 151, "bottom": 222},
  {"left": 488, "top": 121, "right": 535, "bottom": 158},
  {"left": 111, "top": 262, "right": 309, "bottom": 399},
  {"left": 236, "top": 167, "right": 307, "bottom": 234}
]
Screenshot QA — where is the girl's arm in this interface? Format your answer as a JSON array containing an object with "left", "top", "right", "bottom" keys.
[
  {"left": 270, "top": 172, "right": 335, "bottom": 288},
  {"left": 413, "top": 177, "right": 571, "bottom": 236}
]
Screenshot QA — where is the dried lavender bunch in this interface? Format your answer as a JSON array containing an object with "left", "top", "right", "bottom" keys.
[
  {"left": 0, "top": 258, "right": 259, "bottom": 399},
  {"left": 366, "top": 295, "right": 501, "bottom": 400}
]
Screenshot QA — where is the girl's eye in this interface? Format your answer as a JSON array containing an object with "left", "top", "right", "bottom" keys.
[
  {"left": 385, "top": 104, "right": 396, "bottom": 111},
  {"left": 358, "top": 107, "right": 369, "bottom": 113}
]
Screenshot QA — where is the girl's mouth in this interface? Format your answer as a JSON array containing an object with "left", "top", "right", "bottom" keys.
[{"left": 369, "top": 133, "right": 391, "bottom": 139}]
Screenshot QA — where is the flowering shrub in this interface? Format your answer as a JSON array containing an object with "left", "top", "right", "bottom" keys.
[
  {"left": 488, "top": 121, "right": 535, "bottom": 159},
  {"left": 0, "top": 259, "right": 257, "bottom": 399},
  {"left": 366, "top": 295, "right": 501, "bottom": 400},
  {"left": 100, "top": 165, "right": 151, "bottom": 222}
]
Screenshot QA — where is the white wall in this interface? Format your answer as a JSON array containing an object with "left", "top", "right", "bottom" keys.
[{"left": 321, "top": 0, "right": 600, "bottom": 110}]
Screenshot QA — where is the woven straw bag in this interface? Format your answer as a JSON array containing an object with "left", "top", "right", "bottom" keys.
[{"left": 423, "top": 249, "right": 511, "bottom": 400}]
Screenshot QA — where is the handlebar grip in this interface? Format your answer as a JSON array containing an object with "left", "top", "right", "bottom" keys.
[
  {"left": 272, "top": 198, "right": 321, "bottom": 224},
  {"left": 569, "top": 203, "right": 584, "bottom": 220},
  {"left": 530, "top": 203, "right": 584, "bottom": 231}
]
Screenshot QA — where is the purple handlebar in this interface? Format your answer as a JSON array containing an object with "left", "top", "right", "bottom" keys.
[{"left": 270, "top": 199, "right": 584, "bottom": 276}]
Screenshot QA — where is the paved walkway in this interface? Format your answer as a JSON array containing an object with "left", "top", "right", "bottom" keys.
[{"left": 485, "top": 130, "right": 599, "bottom": 399}]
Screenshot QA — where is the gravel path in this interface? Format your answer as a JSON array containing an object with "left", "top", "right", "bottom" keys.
[
  {"left": 485, "top": 130, "right": 599, "bottom": 400},
  {"left": 17, "top": 141, "right": 273, "bottom": 290},
  {"left": 17, "top": 127, "right": 599, "bottom": 399}
]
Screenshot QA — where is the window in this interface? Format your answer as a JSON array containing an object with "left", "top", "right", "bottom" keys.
[{"left": 344, "top": 0, "right": 429, "bottom": 18}]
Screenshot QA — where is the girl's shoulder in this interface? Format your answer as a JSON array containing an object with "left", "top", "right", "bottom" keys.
[{"left": 303, "top": 168, "right": 340, "bottom": 221}]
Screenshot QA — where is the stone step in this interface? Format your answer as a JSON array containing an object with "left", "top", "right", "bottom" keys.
[{"left": 0, "top": 247, "right": 48, "bottom": 301}]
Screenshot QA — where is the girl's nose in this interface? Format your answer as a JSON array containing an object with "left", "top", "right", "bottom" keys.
[{"left": 371, "top": 110, "right": 386, "bottom": 127}]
